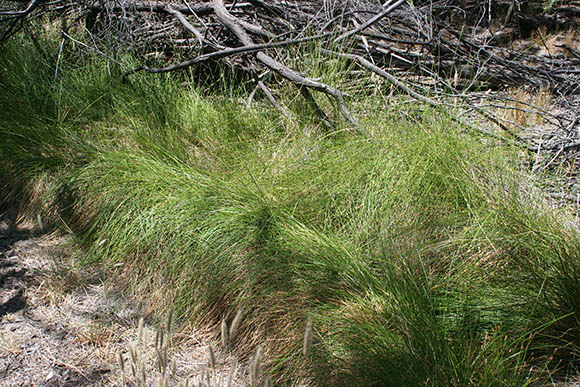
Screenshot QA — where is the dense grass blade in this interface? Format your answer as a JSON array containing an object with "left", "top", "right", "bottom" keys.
[{"left": 2, "top": 33, "right": 580, "bottom": 385}]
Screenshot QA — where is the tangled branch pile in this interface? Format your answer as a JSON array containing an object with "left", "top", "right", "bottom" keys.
[{"left": 2, "top": 0, "right": 580, "bottom": 185}]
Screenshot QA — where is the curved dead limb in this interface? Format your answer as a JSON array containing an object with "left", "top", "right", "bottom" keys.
[
  {"left": 0, "top": 0, "right": 38, "bottom": 16},
  {"left": 322, "top": 49, "right": 520, "bottom": 146},
  {"left": 252, "top": 51, "right": 360, "bottom": 129},
  {"left": 124, "top": 33, "right": 332, "bottom": 76},
  {"left": 120, "top": 0, "right": 359, "bottom": 131},
  {"left": 257, "top": 80, "right": 287, "bottom": 116},
  {"left": 7, "top": 0, "right": 580, "bottom": 97},
  {"left": 166, "top": 5, "right": 212, "bottom": 49},
  {"left": 89, "top": 1, "right": 215, "bottom": 16},
  {"left": 245, "top": 65, "right": 288, "bottom": 116},
  {"left": 211, "top": 0, "right": 359, "bottom": 131}
]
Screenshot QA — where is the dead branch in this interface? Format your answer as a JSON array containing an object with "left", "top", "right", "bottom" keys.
[{"left": 0, "top": 0, "right": 38, "bottom": 16}]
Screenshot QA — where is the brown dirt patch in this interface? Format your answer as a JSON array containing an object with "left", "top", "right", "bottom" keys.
[{"left": 0, "top": 225, "right": 243, "bottom": 386}]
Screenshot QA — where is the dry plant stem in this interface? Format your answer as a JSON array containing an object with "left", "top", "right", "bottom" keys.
[
  {"left": 167, "top": 5, "right": 213, "bottom": 49},
  {"left": 557, "top": 44, "right": 580, "bottom": 60},
  {"left": 90, "top": 1, "right": 216, "bottom": 16}
]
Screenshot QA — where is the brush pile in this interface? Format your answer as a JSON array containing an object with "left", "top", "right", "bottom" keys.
[{"left": 2, "top": 0, "right": 580, "bottom": 194}]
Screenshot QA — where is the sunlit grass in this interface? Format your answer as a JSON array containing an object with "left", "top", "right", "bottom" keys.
[{"left": 1, "top": 34, "right": 580, "bottom": 385}]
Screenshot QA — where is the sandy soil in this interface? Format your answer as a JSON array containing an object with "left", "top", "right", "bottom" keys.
[{"left": 0, "top": 225, "right": 242, "bottom": 387}]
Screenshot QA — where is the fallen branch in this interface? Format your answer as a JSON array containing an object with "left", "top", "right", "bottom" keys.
[
  {"left": 3, "top": 0, "right": 579, "bottom": 150},
  {"left": 211, "top": 0, "right": 359, "bottom": 130},
  {"left": 124, "top": 33, "right": 333, "bottom": 75},
  {"left": 322, "top": 49, "right": 520, "bottom": 145},
  {"left": 0, "top": 0, "right": 38, "bottom": 16},
  {"left": 334, "top": 0, "right": 407, "bottom": 43}
]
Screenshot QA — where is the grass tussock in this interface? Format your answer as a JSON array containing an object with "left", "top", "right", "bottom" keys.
[{"left": 2, "top": 34, "right": 580, "bottom": 386}]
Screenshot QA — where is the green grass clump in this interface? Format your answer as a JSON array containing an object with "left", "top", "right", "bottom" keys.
[{"left": 2, "top": 34, "right": 580, "bottom": 386}]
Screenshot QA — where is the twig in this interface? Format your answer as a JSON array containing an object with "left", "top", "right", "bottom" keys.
[
  {"left": 258, "top": 80, "right": 288, "bottom": 116},
  {"left": 167, "top": 5, "right": 210, "bottom": 48},
  {"left": 322, "top": 49, "right": 520, "bottom": 145},
  {"left": 334, "top": 0, "right": 407, "bottom": 43},
  {"left": 124, "top": 32, "right": 333, "bottom": 77},
  {"left": 0, "top": 0, "right": 38, "bottom": 16},
  {"left": 212, "top": 0, "right": 360, "bottom": 130}
]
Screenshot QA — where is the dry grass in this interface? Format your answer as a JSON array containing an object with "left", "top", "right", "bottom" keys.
[
  {"left": 0, "top": 233, "right": 251, "bottom": 386},
  {"left": 499, "top": 87, "right": 552, "bottom": 130},
  {"left": 534, "top": 27, "right": 580, "bottom": 58},
  {"left": 116, "top": 309, "right": 315, "bottom": 386}
]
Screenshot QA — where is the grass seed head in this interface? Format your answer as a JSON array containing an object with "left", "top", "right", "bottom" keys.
[
  {"left": 166, "top": 307, "right": 174, "bottom": 334},
  {"left": 264, "top": 374, "right": 273, "bottom": 387},
  {"left": 141, "top": 362, "right": 147, "bottom": 385},
  {"left": 208, "top": 344, "right": 216, "bottom": 370},
  {"left": 155, "top": 328, "right": 160, "bottom": 349},
  {"left": 229, "top": 310, "right": 243, "bottom": 342},
  {"left": 303, "top": 317, "right": 313, "bottom": 356},
  {"left": 159, "top": 327, "right": 165, "bottom": 349},
  {"left": 118, "top": 352, "right": 125, "bottom": 372},
  {"left": 137, "top": 317, "right": 144, "bottom": 344},
  {"left": 205, "top": 368, "right": 211, "bottom": 385},
  {"left": 221, "top": 317, "right": 229, "bottom": 348},
  {"left": 226, "top": 358, "right": 237, "bottom": 387},
  {"left": 250, "top": 346, "right": 263, "bottom": 386}
]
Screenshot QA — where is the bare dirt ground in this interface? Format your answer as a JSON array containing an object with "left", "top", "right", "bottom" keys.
[{"left": 0, "top": 223, "right": 242, "bottom": 387}]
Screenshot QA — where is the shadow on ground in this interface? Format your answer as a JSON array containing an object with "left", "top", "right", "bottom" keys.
[{"left": 0, "top": 224, "right": 32, "bottom": 320}]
